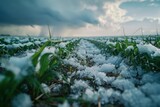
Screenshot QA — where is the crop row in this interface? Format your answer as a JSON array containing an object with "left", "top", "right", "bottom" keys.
[
  {"left": 0, "top": 37, "right": 73, "bottom": 57},
  {"left": 0, "top": 39, "right": 81, "bottom": 106},
  {"left": 89, "top": 39, "right": 160, "bottom": 71}
]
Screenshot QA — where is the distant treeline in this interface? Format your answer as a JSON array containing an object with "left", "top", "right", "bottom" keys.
[{"left": 0, "top": 34, "right": 11, "bottom": 36}]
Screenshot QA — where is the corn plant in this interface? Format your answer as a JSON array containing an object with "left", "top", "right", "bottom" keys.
[
  {"left": 90, "top": 38, "right": 160, "bottom": 72},
  {"left": 0, "top": 38, "right": 81, "bottom": 106}
]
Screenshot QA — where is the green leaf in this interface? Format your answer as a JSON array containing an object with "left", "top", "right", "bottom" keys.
[
  {"left": 25, "top": 75, "right": 42, "bottom": 97},
  {"left": 32, "top": 41, "right": 51, "bottom": 67},
  {"left": 39, "top": 53, "right": 52, "bottom": 77}
]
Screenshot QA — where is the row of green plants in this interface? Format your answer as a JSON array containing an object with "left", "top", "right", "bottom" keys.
[
  {"left": 89, "top": 39, "right": 160, "bottom": 71},
  {"left": 0, "top": 39, "right": 84, "bottom": 106},
  {"left": 0, "top": 36, "right": 46, "bottom": 56},
  {"left": 0, "top": 39, "right": 70, "bottom": 57},
  {"left": 0, "top": 43, "right": 42, "bottom": 57},
  {"left": 109, "top": 35, "right": 160, "bottom": 48}
]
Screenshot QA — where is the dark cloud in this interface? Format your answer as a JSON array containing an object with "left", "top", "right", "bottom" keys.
[
  {"left": 1, "top": 0, "right": 159, "bottom": 36},
  {"left": 0, "top": 0, "right": 107, "bottom": 27}
]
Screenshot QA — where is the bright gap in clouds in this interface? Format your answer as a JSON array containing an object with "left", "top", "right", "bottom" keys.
[{"left": 0, "top": 0, "right": 160, "bottom": 37}]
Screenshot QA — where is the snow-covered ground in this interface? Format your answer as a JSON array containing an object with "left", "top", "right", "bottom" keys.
[
  {"left": 1, "top": 36, "right": 160, "bottom": 107},
  {"left": 63, "top": 39, "right": 160, "bottom": 107}
]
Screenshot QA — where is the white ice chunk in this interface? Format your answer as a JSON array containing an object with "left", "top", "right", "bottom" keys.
[
  {"left": 12, "top": 93, "right": 32, "bottom": 107},
  {"left": 99, "top": 63, "right": 116, "bottom": 73},
  {"left": 59, "top": 42, "right": 68, "bottom": 48},
  {"left": 83, "top": 89, "right": 99, "bottom": 103},
  {"left": 140, "top": 83, "right": 160, "bottom": 95},
  {"left": 92, "top": 54, "right": 106, "bottom": 65},
  {"left": 76, "top": 66, "right": 115, "bottom": 85},
  {"left": 71, "top": 80, "right": 91, "bottom": 94},
  {"left": 41, "top": 47, "right": 56, "bottom": 56},
  {"left": 41, "top": 83, "right": 51, "bottom": 93},
  {"left": 106, "top": 56, "right": 122, "bottom": 65},
  {"left": 150, "top": 95, "right": 160, "bottom": 107},
  {"left": 1, "top": 53, "right": 33, "bottom": 78},
  {"left": 125, "top": 46, "right": 134, "bottom": 51},
  {"left": 137, "top": 44, "right": 160, "bottom": 57},
  {"left": 112, "top": 79, "right": 135, "bottom": 91},
  {"left": 122, "top": 88, "right": 152, "bottom": 107},
  {"left": 141, "top": 72, "right": 160, "bottom": 84}
]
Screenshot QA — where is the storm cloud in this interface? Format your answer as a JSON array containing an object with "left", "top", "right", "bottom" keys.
[
  {"left": 0, "top": 0, "right": 108, "bottom": 27},
  {"left": 0, "top": 0, "right": 160, "bottom": 36}
]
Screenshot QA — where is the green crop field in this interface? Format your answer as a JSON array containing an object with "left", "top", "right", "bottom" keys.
[{"left": 0, "top": 35, "right": 160, "bottom": 107}]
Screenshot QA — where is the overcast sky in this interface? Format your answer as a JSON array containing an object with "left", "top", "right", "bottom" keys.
[{"left": 0, "top": 0, "right": 160, "bottom": 37}]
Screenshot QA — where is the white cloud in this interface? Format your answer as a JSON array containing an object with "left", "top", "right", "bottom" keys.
[
  {"left": 103, "top": 1, "right": 133, "bottom": 23},
  {"left": 98, "top": 0, "right": 133, "bottom": 34}
]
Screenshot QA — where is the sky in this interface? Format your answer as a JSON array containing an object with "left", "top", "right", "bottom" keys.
[{"left": 0, "top": 0, "right": 160, "bottom": 37}]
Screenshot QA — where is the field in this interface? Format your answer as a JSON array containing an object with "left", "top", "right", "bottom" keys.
[{"left": 0, "top": 35, "right": 160, "bottom": 107}]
